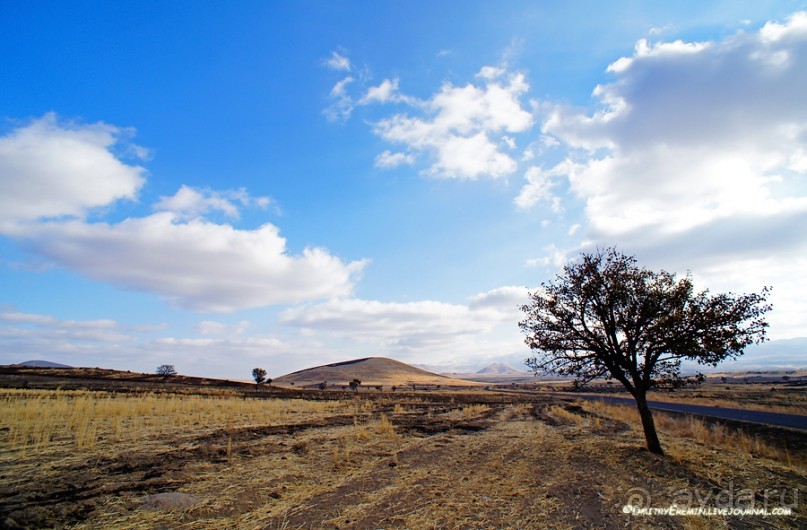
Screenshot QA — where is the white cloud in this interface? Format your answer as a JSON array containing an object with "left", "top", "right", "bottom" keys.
[
  {"left": 468, "top": 286, "right": 528, "bottom": 317},
  {"left": 514, "top": 165, "right": 563, "bottom": 211},
  {"left": 526, "top": 244, "right": 570, "bottom": 269},
  {"left": 476, "top": 66, "right": 506, "bottom": 80},
  {"left": 429, "top": 132, "right": 517, "bottom": 179},
  {"left": 196, "top": 320, "right": 251, "bottom": 336},
  {"left": 0, "top": 113, "right": 366, "bottom": 313},
  {"left": 0, "top": 114, "right": 146, "bottom": 226},
  {"left": 280, "top": 286, "right": 528, "bottom": 357},
  {"left": 760, "top": 11, "right": 807, "bottom": 43},
  {"left": 325, "top": 50, "right": 351, "bottom": 72},
  {"left": 529, "top": 12, "right": 807, "bottom": 340},
  {"left": 370, "top": 68, "right": 533, "bottom": 179},
  {"left": 374, "top": 150, "right": 415, "bottom": 168},
  {"left": 324, "top": 76, "right": 355, "bottom": 122},
  {"left": 359, "top": 78, "right": 417, "bottom": 105},
  {"left": 9, "top": 213, "right": 367, "bottom": 312},
  {"left": 0, "top": 311, "right": 132, "bottom": 343},
  {"left": 154, "top": 185, "right": 271, "bottom": 220}
]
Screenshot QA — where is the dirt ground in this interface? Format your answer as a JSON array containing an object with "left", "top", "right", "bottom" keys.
[{"left": 1, "top": 388, "right": 805, "bottom": 530}]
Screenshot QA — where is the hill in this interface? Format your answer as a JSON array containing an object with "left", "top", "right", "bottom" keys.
[
  {"left": 0, "top": 365, "right": 293, "bottom": 394},
  {"left": 273, "top": 357, "right": 483, "bottom": 389},
  {"left": 17, "top": 360, "right": 73, "bottom": 368}
]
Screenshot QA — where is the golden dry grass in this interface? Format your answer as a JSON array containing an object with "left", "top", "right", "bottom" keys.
[
  {"left": 1, "top": 389, "right": 804, "bottom": 529},
  {"left": 583, "top": 400, "right": 806, "bottom": 470},
  {"left": 0, "top": 388, "right": 347, "bottom": 455},
  {"left": 642, "top": 382, "right": 805, "bottom": 415}
]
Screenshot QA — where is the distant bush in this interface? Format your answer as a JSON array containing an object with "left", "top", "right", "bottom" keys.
[
  {"left": 156, "top": 365, "right": 177, "bottom": 380},
  {"left": 252, "top": 368, "right": 267, "bottom": 385}
]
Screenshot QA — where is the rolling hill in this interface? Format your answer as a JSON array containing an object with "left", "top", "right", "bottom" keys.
[
  {"left": 17, "top": 360, "right": 73, "bottom": 368},
  {"left": 273, "top": 357, "right": 484, "bottom": 389}
]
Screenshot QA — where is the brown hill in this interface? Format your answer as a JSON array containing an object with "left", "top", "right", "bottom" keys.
[{"left": 273, "top": 357, "right": 483, "bottom": 389}]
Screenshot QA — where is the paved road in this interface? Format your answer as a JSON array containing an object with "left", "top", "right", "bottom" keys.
[{"left": 564, "top": 394, "right": 807, "bottom": 431}]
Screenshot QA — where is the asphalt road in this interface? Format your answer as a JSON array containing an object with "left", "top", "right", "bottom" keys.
[{"left": 567, "top": 394, "right": 807, "bottom": 431}]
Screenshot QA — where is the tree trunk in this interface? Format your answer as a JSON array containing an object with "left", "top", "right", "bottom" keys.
[{"left": 634, "top": 393, "right": 664, "bottom": 455}]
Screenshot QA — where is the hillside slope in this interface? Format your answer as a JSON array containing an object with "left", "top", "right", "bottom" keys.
[{"left": 274, "top": 357, "right": 483, "bottom": 389}]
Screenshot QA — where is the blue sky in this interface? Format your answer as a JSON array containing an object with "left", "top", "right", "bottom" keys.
[{"left": 1, "top": 1, "right": 806, "bottom": 379}]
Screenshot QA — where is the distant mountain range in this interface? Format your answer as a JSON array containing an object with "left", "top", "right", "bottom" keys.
[
  {"left": 15, "top": 360, "right": 73, "bottom": 368},
  {"left": 416, "top": 337, "right": 807, "bottom": 375},
  {"left": 475, "top": 363, "right": 528, "bottom": 375}
]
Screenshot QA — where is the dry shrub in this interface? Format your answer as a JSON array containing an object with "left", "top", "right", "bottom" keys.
[
  {"left": 545, "top": 405, "right": 586, "bottom": 425},
  {"left": 460, "top": 405, "right": 490, "bottom": 419}
]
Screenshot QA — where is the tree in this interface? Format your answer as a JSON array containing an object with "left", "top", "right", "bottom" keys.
[
  {"left": 252, "top": 368, "right": 267, "bottom": 385},
  {"left": 349, "top": 378, "right": 361, "bottom": 392},
  {"left": 318, "top": 381, "right": 328, "bottom": 391},
  {"left": 519, "top": 248, "right": 771, "bottom": 455},
  {"left": 156, "top": 364, "right": 177, "bottom": 380}
]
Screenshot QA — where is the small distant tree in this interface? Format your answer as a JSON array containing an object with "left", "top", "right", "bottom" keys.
[
  {"left": 349, "top": 378, "right": 361, "bottom": 392},
  {"left": 318, "top": 381, "right": 328, "bottom": 391},
  {"left": 156, "top": 364, "right": 177, "bottom": 381},
  {"left": 252, "top": 368, "right": 267, "bottom": 385},
  {"left": 520, "top": 248, "right": 771, "bottom": 455}
]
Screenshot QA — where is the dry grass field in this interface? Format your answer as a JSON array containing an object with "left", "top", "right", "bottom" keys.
[
  {"left": 641, "top": 380, "right": 807, "bottom": 415},
  {"left": 1, "top": 383, "right": 805, "bottom": 529},
  {"left": 526, "top": 377, "right": 807, "bottom": 416}
]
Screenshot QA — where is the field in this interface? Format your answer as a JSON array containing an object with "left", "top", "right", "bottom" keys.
[{"left": 1, "top": 372, "right": 805, "bottom": 529}]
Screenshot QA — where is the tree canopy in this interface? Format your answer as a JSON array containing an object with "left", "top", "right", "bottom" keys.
[
  {"left": 156, "top": 364, "right": 177, "bottom": 380},
  {"left": 252, "top": 367, "right": 267, "bottom": 385},
  {"left": 519, "top": 248, "right": 771, "bottom": 454}
]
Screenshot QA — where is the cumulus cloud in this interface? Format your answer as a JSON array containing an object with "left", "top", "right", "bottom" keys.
[
  {"left": 9, "top": 213, "right": 367, "bottom": 312},
  {"left": 468, "top": 286, "right": 528, "bottom": 317},
  {"left": 371, "top": 68, "right": 533, "bottom": 179},
  {"left": 374, "top": 150, "right": 415, "bottom": 168},
  {"left": 514, "top": 165, "right": 564, "bottom": 211},
  {"left": 280, "top": 286, "right": 528, "bottom": 356},
  {"left": 359, "top": 78, "right": 407, "bottom": 105},
  {"left": 154, "top": 185, "right": 271, "bottom": 220},
  {"left": 0, "top": 310, "right": 147, "bottom": 370},
  {"left": 525, "top": 12, "right": 807, "bottom": 338},
  {"left": 0, "top": 311, "right": 132, "bottom": 343},
  {"left": 0, "top": 113, "right": 366, "bottom": 312},
  {"left": 0, "top": 113, "right": 146, "bottom": 226}
]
